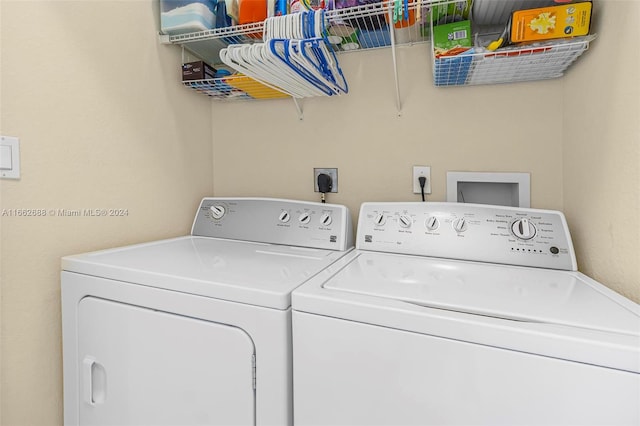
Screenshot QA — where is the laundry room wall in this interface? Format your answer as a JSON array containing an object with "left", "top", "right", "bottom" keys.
[
  {"left": 0, "top": 1, "right": 213, "bottom": 425},
  {"left": 0, "top": 0, "right": 637, "bottom": 425},
  {"left": 210, "top": 49, "right": 565, "bottom": 211},
  {"left": 562, "top": 0, "right": 640, "bottom": 302},
  {"left": 210, "top": 3, "right": 639, "bottom": 303}
]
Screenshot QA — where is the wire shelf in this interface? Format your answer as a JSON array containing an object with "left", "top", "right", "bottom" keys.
[
  {"left": 182, "top": 74, "right": 292, "bottom": 100},
  {"left": 164, "top": 0, "right": 596, "bottom": 98},
  {"left": 433, "top": 35, "right": 595, "bottom": 87},
  {"left": 166, "top": 0, "right": 428, "bottom": 65}
]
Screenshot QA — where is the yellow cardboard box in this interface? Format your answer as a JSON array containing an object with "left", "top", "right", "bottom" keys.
[{"left": 511, "top": 2, "right": 592, "bottom": 43}]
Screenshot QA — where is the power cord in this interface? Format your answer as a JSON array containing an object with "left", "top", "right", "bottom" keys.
[
  {"left": 317, "top": 173, "right": 333, "bottom": 203},
  {"left": 419, "top": 176, "right": 427, "bottom": 202}
]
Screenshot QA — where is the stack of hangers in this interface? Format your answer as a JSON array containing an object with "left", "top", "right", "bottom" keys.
[{"left": 219, "top": 10, "right": 349, "bottom": 98}]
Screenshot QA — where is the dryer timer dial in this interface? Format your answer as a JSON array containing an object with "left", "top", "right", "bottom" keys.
[{"left": 209, "top": 205, "right": 226, "bottom": 220}]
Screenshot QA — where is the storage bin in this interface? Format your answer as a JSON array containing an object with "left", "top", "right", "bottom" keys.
[{"left": 161, "top": 0, "right": 217, "bottom": 35}]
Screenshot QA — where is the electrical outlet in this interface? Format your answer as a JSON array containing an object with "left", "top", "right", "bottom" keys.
[
  {"left": 314, "top": 168, "right": 338, "bottom": 193},
  {"left": 413, "top": 166, "right": 431, "bottom": 194}
]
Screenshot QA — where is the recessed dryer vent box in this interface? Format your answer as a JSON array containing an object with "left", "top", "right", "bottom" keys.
[{"left": 446, "top": 172, "right": 530, "bottom": 208}]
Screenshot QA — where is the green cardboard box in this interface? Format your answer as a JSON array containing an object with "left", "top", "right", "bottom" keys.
[
  {"left": 429, "top": 0, "right": 472, "bottom": 24},
  {"left": 433, "top": 20, "right": 472, "bottom": 56},
  {"left": 422, "top": 0, "right": 472, "bottom": 37}
]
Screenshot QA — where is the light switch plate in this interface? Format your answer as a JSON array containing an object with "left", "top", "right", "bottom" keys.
[{"left": 1, "top": 136, "right": 21, "bottom": 179}]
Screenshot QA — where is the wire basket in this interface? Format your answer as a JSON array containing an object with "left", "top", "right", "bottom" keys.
[{"left": 433, "top": 35, "right": 595, "bottom": 87}]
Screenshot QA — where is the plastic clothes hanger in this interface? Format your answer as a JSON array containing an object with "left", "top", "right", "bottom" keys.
[
  {"left": 220, "top": 45, "right": 302, "bottom": 97},
  {"left": 247, "top": 43, "right": 314, "bottom": 97},
  {"left": 299, "top": 38, "right": 348, "bottom": 94},
  {"left": 232, "top": 39, "right": 321, "bottom": 97},
  {"left": 288, "top": 40, "right": 336, "bottom": 94},
  {"left": 259, "top": 42, "right": 319, "bottom": 97},
  {"left": 271, "top": 39, "right": 334, "bottom": 96},
  {"left": 221, "top": 10, "right": 347, "bottom": 98},
  {"left": 223, "top": 36, "right": 324, "bottom": 98}
]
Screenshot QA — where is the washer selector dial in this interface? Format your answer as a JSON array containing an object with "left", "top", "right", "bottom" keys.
[
  {"left": 278, "top": 210, "right": 291, "bottom": 223},
  {"left": 209, "top": 205, "right": 226, "bottom": 220},
  {"left": 425, "top": 216, "right": 440, "bottom": 231},
  {"left": 453, "top": 217, "right": 468, "bottom": 233},
  {"left": 374, "top": 214, "right": 386, "bottom": 227},
  {"left": 320, "top": 213, "right": 332, "bottom": 226},
  {"left": 298, "top": 212, "right": 311, "bottom": 225},
  {"left": 512, "top": 218, "right": 536, "bottom": 240},
  {"left": 398, "top": 215, "right": 412, "bottom": 229}
]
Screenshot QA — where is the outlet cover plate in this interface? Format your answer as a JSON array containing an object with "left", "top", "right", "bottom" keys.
[
  {"left": 413, "top": 166, "right": 431, "bottom": 194},
  {"left": 314, "top": 168, "right": 338, "bottom": 193}
]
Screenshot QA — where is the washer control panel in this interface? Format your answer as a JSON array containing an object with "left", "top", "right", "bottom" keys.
[
  {"left": 191, "top": 198, "right": 353, "bottom": 251},
  {"left": 357, "top": 202, "right": 576, "bottom": 271}
]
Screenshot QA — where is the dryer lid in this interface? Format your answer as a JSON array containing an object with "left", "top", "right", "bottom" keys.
[
  {"left": 63, "top": 236, "right": 350, "bottom": 310},
  {"left": 323, "top": 252, "right": 640, "bottom": 336}
]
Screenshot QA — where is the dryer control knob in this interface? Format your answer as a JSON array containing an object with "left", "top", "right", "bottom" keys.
[
  {"left": 374, "top": 214, "right": 386, "bottom": 227},
  {"left": 512, "top": 218, "right": 536, "bottom": 240},
  {"left": 298, "top": 212, "right": 311, "bottom": 225},
  {"left": 209, "top": 205, "right": 226, "bottom": 220},
  {"left": 279, "top": 210, "right": 291, "bottom": 223},
  {"left": 425, "top": 216, "right": 439, "bottom": 231},
  {"left": 453, "top": 217, "right": 468, "bottom": 233},
  {"left": 320, "top": 213, "right": 332, "bottom": 226},
  {"left": 398, "top": 215, "right": 412, "bottom": 228}
]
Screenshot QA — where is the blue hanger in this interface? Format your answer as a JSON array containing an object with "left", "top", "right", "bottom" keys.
[
  {"left": 269, "top": 39, "right": 335, "bottom": 96},
  {"left": 299, "top": 38, "right": 348, "bottom": 94}
]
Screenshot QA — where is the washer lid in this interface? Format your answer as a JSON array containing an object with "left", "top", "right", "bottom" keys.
[
  {"left": 63, "top": 236, "right": 349, "bottom": 310},
  {"left": 323, "top": 252, "right": 640, "bottom": 336}
]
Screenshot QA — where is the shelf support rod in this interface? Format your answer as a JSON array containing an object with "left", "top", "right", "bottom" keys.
[
  {"left": 292, "top": 98, "right": 303, "bottom": 120},
  {"left": 388, "top": 6, "right": 402, "bottom": 116}
]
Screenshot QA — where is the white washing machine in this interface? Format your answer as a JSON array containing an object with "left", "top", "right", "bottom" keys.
[
  {"left": 292, "top": 202, "right": 640, "bottom": 426},
  {"left": 61, "top": 197, "right": 353, "bottom": 426}
]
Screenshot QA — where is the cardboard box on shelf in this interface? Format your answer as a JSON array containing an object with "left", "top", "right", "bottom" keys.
[
  {"left": 511, "top": 2, "right": 592, "bottom": 43},
  {"left": 428, "top": 0, "right": 472, "bottom": 25},
  {"left": 433, "top": 20, "right": 472, "bottom": 57},
  {"left": 182, "top": 61, "right": 217, "bottom": 81}
]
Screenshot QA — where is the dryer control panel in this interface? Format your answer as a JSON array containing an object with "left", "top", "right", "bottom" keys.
[
  {"left": 357, "top": 202, "right": 576, "bottom": 271},
  {"left": 192, "top": 198, "right": 353, "bottom": 251}
]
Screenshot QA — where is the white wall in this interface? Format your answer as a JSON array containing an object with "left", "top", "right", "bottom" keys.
[
  {"left": 562, "top": 0, "right": 640, "bottom": 301},
  {"left": 0, "top": 1, "right": 213, "bottom": 424},
  {"left": 211, "top": 46, "right": 565, "bottom": 218}
]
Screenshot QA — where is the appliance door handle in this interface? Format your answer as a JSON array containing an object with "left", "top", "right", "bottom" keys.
[{"left": 83, "top": 356, "right": 106, "bottom": 405}]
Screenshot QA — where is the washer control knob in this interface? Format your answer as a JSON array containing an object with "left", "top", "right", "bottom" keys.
[
  {"left": 209, "top": 205, "right": 226, "bottom": 220},
  {"left": 398, "top": 215, "right": 412, "bottom": 228},
  {"left": 512, "top": 218, "right": 536, "bottom": 240},
  {"left": 320, "top": 213, "right": 332, "bottom": 226},
  {"left": 453, "top": 218, "right": 468, "bottom": 233},
  {"left": 278, "top": 210, "right": 291, "bottom": 223},
  {"left": 425, "top": 216, "right": 439, "bottom": 231},
  {"left": 374, "top": 214, "right": 386, "bottom": 227},
  {"left": 298, "top": 212, "right": 311, "bottom": 225}
]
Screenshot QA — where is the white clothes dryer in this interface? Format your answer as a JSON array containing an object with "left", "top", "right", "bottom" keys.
[
  {"left": 61, "top": 198, "right": 353, "bottom": 426},
  {"left": 292, "top": 202, "right": 640, "bottom": 426}
]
